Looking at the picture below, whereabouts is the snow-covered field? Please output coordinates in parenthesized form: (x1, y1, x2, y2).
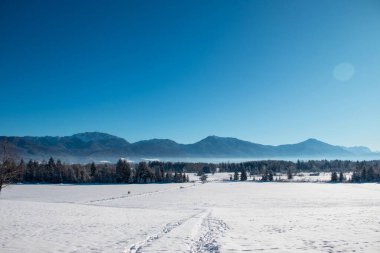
(1, 176, 380, 252)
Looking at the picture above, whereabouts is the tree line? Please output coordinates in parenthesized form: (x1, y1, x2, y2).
(223, 160, 380, 183)
(216, 159, 380, 174)
(1, 152, 380, 191)
(1, 158, 189, 190)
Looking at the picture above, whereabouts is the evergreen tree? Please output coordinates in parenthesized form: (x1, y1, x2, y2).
(55, 160, 63, 183)
(339, 172, 344, 182)
(268, 170, 274, 181)
(331, 171, 338, 182)
(16, 159, 25, 182)
(233, 170, 239, 181)
(154, 167, 162, 183)
(116, 159, 131, 183)
(296, 160, 301, 171)
(287, 167, 293, 180)
(25, 160, 34, 182)
(46, 157, 56, 183)
(240, 168, 247, 181)
(174, 171, 179, 183)
(202, 165, 211, 174)
(367, 167, 375, 182)
(261, 171, 268, 181)
(90, 162, 96, 178)
(135, 162, 152, 183)
(361, 168, 367, 182)
(351, 171, 360, 182)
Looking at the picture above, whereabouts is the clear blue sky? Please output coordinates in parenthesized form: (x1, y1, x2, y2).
(1, 0, 380, 150)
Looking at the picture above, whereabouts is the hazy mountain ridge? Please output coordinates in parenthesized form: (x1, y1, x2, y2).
(0, 132, 377, 162)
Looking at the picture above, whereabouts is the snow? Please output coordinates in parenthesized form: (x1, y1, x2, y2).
(1, 177, 380, 252)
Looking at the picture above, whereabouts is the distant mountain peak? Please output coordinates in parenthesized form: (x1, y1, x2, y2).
(71, 132, 128, 143)
(204, 135, 221, 139)
(135, 138, 179, 145)
(202, 135, 238, 141)
(303, 138, 322, 143)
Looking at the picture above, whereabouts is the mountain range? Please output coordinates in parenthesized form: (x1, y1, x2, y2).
(0, 132, 378, 163)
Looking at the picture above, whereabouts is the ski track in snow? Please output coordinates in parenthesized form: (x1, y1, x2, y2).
(85, 183, 198, 204)
(125, 210, 206, 253)
(124, 208, 229, 253)
(190, 211, 229, 253)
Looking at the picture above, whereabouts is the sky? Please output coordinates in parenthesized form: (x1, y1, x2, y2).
(1, 0, 380, 150)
